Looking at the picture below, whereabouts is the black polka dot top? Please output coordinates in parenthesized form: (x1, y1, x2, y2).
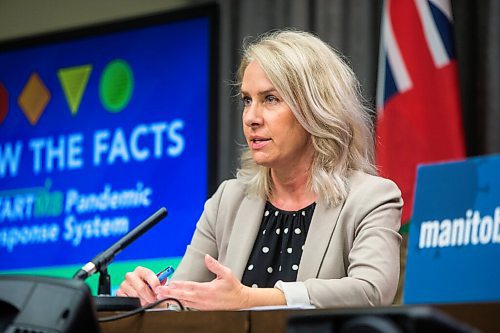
(241, 201, 316, 289)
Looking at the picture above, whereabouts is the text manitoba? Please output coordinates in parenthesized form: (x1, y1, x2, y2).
(419, 207, 500, 249)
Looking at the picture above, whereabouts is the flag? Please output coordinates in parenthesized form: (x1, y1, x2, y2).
(376, 0, 465, 224)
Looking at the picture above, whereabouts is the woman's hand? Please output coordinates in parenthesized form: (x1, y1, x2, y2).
(116, 266, 161, 306)
(155, 254, 251, 310)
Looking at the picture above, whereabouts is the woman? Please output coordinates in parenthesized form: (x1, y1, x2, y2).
(117, 30, 402, 310)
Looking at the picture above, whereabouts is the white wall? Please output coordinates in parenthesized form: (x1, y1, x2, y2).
(0, 0, 192, 41)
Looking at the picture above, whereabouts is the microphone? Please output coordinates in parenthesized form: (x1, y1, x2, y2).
(72, 207, 168, 311)
(73, 207, 168, 281)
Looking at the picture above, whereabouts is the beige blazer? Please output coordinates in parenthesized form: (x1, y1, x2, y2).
(173, 171, 403, 308)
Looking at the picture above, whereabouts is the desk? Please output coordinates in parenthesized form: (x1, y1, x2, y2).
(99, 310, 248, 332)
(99, 303, 499, 333)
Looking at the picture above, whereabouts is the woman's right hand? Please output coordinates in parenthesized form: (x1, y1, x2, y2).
(116, 266, 160, 306)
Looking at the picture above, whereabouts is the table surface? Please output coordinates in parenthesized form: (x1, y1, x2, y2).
(99, 302, 500, 333)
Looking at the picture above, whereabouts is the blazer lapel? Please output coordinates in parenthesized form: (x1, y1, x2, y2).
(224, 195, 266, 280)
(297, 200, 344, 280)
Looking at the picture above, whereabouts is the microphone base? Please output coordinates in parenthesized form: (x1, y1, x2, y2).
(93, 295, 141, 311)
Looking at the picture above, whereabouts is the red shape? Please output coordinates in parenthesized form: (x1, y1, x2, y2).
(0, 82, 8, 125)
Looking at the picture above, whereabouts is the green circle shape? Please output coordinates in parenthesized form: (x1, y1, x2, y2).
(99, 59, 134, 113)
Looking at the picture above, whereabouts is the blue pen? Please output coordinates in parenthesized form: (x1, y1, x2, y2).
(156, 266, 175, 285)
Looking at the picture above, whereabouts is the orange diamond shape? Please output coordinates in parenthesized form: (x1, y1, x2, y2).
(18, 73, 51, 125)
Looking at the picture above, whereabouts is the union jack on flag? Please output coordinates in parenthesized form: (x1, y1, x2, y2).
(376, 0, 465, 224)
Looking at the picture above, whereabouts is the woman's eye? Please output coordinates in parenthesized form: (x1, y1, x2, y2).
(241, 96, 251, 106)
(265, 95, 279, 104)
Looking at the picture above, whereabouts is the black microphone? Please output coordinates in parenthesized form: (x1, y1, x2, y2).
(73, 207, 168, 281)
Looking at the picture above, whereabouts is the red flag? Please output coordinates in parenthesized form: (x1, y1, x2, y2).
(376, 0, 465, 224)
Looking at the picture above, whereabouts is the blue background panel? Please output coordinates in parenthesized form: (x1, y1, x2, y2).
(0, 17, 212, 270)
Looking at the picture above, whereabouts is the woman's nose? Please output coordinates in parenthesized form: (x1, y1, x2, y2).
(243, 102, 263, 128)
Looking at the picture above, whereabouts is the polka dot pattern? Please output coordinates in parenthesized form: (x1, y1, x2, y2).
(241, 201, 316, 288)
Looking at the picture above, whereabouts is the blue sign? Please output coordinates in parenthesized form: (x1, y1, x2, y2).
(0, 15, 214, 269)
(404, 155, 500, 304)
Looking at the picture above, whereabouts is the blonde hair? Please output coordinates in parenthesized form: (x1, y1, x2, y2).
(236, 30, 376, 207)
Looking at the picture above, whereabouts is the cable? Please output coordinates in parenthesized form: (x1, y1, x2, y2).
(98, 297, 185, 323)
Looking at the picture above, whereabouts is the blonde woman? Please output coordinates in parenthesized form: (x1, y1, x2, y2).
(117, 30, 402, 310)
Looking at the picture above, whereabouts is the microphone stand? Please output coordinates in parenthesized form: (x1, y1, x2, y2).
(73, 207, 168, 311)
(98, 267, 111, 296)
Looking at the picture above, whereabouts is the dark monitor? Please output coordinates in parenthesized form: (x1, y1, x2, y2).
(0, 275, 100, 333)
(286, 306, 476, 333)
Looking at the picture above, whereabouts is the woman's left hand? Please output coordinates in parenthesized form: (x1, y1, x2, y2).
(155, 254, 251, 310)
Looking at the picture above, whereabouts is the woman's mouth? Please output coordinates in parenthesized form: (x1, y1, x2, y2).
(250, 138, 271, 149)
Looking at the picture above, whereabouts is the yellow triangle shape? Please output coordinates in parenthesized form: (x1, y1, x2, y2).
(57, 64, 92, 115)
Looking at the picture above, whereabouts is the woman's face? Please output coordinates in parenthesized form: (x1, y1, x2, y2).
(241, 61, 313, 170)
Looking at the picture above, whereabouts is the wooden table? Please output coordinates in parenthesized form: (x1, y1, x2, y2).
(99, 302, 500, 333)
